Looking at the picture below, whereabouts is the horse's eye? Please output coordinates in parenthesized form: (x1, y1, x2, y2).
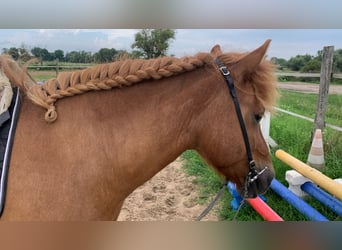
(254, 114, 263, 123)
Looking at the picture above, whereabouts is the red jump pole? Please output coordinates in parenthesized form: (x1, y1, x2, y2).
(247, 197, 284, 221)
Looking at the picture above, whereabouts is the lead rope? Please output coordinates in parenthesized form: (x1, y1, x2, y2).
(195, 182, 246, 221)
(196, 182, 227, 221)
(196, 178, 248, 221)
(232, 199, 246, 221)
(232, 177, 250, 221)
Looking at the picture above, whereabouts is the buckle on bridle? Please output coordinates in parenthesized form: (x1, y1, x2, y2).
(249, 166, 268, 183)
(242, 166, 268, 199)
(219, 66, 230, 76)
(249, 160, 256, 170)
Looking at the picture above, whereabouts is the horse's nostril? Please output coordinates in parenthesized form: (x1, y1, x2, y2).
(256, 167, 274, 194)
(244, 166, 274, 197)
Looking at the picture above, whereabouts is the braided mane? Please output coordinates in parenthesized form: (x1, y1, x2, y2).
(1, 53, 212, 123)
(1, 45, 276, 123)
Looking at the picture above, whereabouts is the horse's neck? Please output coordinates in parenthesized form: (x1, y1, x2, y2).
(146, 66, 218, 151)
(110, 66, 219, 192)
(7, 66, 221, 216)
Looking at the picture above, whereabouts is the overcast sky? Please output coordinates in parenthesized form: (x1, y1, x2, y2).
(1, 29, 341, 60)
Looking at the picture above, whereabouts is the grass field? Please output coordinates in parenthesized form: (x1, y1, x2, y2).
(182, 90, 342, 221)
(28, 70, 57, 82)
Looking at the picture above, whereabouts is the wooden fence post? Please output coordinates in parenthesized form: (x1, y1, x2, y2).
(55, 59, 59, 77)
(313, 46, 334, 136)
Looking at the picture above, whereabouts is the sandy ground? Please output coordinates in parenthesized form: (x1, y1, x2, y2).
(117, 158, 219, 221)
(278, 82, 342, 94)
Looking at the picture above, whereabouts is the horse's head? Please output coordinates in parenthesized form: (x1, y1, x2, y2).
(196, 40, 277, 198)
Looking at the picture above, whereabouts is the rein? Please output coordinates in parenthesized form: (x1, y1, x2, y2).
(196, 59, 268, 221)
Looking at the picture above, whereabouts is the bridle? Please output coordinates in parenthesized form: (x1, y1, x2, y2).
(196, 58, 268, 221)
(215, 58, 268, 195)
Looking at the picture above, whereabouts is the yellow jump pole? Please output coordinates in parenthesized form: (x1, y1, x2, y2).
(275, 149, 342, 201)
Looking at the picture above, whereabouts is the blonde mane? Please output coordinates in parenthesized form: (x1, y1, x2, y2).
(1, 53, 212, 123)
(0, 47, 276, 123)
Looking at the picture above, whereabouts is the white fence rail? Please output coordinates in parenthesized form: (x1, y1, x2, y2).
(275, 72, 342, 79)
(274, 107, 342, 133)
(260, 107, 342, 149)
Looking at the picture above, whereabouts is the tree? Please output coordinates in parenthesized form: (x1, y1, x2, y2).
(287, 54, 313, 71)
(2, 46, 31, 62)
(94, 48, 117, 63)
(131, 29, 175, 59)
(7, 47, 20, 60)
(79, 51, 93, 63)
(54, 49, 64, 62)
(65, 51, 80, 63)
(333, 49, 342, 72)
(130, 50, 144, 59)
(31, 47, 52, 61)
(115, 49, 131, 60)
(300, 59, 321, 73)
(270, 57, 288, 70)
(65, 51, 93, 63)
(18, 47, 32, 62)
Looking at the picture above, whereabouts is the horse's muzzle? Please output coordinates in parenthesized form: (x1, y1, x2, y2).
(237, 165, 274, 198)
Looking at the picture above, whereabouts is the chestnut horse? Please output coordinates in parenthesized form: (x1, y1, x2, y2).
(0, 40, 277, 220)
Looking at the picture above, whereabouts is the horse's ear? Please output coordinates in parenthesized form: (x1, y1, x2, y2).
(210, 44, 223, 57)
(233, 39, 271, 75)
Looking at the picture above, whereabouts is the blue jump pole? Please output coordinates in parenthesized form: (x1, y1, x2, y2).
(301, 181, 342, 216)
(270, 179, 328, 221)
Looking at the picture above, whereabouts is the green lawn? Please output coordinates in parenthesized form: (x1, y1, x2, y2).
(277, 90, 342, 127)
(182, 90, 342, 221)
